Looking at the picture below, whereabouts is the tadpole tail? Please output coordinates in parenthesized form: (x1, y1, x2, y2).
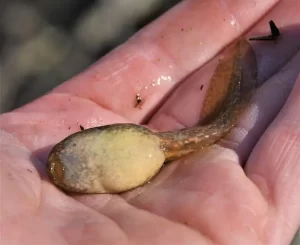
(158, 39, 257, 161)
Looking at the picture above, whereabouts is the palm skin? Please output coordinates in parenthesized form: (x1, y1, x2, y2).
(1, 0, 300, 244)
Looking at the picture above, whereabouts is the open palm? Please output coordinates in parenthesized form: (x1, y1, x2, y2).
(1, 1, 300, 244)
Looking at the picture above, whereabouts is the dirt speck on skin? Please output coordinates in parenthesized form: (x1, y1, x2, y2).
(8, 173, 13, 180)
(134, 93, 143, 109)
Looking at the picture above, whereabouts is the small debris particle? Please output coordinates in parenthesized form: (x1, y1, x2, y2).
(200, 85, 204, 91)
(80, 125, 85, 131)
(249, 20, 280, 41)
(8, 173, 13, 180)
(134, 93, 144, 109)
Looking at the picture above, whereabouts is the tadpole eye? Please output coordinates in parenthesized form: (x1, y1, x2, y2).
(47, 154, 65, 184)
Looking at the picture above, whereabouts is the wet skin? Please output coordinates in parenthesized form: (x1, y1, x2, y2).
(47, 39, 257, 194)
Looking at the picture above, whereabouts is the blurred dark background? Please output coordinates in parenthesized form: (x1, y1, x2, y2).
(0, 0, 180, 112)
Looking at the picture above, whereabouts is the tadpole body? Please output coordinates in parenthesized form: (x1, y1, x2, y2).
(47, 39, 257, 194)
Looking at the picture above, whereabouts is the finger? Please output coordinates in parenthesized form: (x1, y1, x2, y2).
(246, 73, 300, 244)
(122, 67, 299, 245)
(0, 0, 279, 156)
(230, 47, 300, 160)
(125, 52, 299, 244)
(244, 0, 300, 83)
(12, 0, 278, 123)
(50, 0, 278, 122)
(220, 0, 300, 160)
(148, 0, 300, 157)
(123, 1, 300, 243)
(122, 51, 299, 245)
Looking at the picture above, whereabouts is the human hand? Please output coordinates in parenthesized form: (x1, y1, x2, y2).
(1, 0, 299, 244)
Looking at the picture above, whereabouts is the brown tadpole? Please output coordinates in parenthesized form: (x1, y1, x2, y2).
(47, 39, 258, 194)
